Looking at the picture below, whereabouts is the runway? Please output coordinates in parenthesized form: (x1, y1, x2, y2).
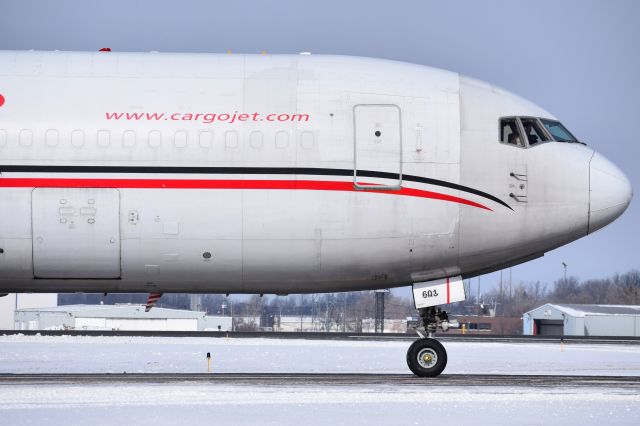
(2, 336, 639, 425)
(2, 373, 640, 388)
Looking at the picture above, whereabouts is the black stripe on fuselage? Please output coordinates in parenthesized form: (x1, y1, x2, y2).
(0, 165, 513, 210)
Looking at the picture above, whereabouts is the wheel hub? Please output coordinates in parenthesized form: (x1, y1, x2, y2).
(417, 348, 438, 369)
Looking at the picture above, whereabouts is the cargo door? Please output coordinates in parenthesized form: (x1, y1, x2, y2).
(353, 104, 402, 189)
(32, 188, 121, 278)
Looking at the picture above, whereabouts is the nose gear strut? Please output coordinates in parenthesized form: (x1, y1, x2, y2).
(407, 306, 458, 377)
(416, 306, 457, 337)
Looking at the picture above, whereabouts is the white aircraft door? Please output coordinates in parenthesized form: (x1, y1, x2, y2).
(353, 104, 402, 189)
(32, 188, 121, 278)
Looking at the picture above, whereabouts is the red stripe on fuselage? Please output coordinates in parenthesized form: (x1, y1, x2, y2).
(0, 178, 492, 210)
(446, 277, 451, 304)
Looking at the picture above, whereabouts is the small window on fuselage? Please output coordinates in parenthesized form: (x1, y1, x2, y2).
(500, 118, 524, 147)
(520, 118, 550, 146)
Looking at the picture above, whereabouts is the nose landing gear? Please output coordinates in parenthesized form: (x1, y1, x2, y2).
(407, 306, 454, 377)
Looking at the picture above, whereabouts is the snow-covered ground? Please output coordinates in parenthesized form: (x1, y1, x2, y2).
(1, 383, 638, 426)
(1, 334, 640, 375)
(1, 335, 639, 425)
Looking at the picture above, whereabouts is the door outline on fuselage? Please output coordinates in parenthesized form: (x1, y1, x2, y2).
(353, 104, 403, 190)
(31, 187, 122, 279)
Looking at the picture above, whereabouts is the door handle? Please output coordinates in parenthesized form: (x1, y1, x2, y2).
(509, 193, 528, 203)
(509, 172, 528, 181)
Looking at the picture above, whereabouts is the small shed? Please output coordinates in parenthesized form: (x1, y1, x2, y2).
(523, 304, 640, 337)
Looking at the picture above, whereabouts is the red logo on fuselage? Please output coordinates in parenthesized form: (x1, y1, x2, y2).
(0, 94, 5, 108)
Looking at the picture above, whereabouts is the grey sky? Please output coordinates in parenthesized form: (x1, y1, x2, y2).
(1, 0, 637, 291)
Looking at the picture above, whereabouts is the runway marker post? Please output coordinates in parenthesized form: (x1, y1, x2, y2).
(207, 352, 211, 372)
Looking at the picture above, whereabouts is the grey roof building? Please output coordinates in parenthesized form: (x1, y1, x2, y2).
(14, 304, 232, 331)
(523, 303, 640, 336)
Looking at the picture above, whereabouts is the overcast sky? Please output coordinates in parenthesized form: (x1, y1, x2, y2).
(0, 0, 637, 294)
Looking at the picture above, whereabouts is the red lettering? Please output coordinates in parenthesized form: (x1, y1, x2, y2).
(104, 111, 310, 124)
(145, 112, 165, 120)
(105, 112, 124, 120)
(125, 112, 145, 120)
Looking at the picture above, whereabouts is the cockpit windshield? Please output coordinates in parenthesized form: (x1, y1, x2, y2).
(540, 119, 578, 143)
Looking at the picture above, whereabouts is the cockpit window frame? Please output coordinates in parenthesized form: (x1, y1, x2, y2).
(499, 116, 525, 148)
(519, 117, 552, 146)
(498, 116, 557, 149)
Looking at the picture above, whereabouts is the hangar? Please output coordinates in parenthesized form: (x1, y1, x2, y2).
(14, 304, 232, 332)
(0, 294, 58, 329)
(523, 304, 640, 337)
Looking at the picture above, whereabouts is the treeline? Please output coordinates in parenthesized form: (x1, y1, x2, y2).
(451, 270, 640, 317)
(59, 270, 640, 324)
(230, 292, 414, 331)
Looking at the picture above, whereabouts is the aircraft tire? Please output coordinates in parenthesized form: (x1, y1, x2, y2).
(406, 338, 447, 377)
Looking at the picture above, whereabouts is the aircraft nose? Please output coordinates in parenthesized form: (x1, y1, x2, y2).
(589, 152, 633, 234)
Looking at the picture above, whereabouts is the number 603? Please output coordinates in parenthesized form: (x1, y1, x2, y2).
(422, 289, 438, 298)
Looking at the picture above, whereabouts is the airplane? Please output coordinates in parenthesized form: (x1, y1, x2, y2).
(0, 50, 632, 377)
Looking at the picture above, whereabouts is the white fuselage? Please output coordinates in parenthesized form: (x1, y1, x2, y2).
(0, 51, 632, 293)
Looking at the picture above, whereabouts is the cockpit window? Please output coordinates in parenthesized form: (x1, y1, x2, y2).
(499, 116, 581, 148)
(520, 118, 550, 145)
(500, 118, 524, 147)
(540, 119, 578, 142)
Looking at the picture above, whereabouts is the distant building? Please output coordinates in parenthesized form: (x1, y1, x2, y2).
(14, 304, 232, 332)
(277, 316, 316, 332)
(523, 304, 640, 337)
(451, 315, 523, 335)
(234, 315, 410, 333)
(360, 318, 408, 333)
(0, 294, 58, 329)
(236, 315, 345, 332)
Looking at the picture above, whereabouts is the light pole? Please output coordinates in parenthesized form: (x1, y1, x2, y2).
(509, 268, 512, 299)
(562, 262, 568, 282)
(342, 292, 347, 332)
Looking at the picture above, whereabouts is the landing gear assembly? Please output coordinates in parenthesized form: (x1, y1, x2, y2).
(407, 306, 456, 377)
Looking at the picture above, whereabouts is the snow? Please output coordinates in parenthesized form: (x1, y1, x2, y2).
(1, 335, 639, 425)
(1, 334, 639, 375)
(0, 384, 638, 425)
